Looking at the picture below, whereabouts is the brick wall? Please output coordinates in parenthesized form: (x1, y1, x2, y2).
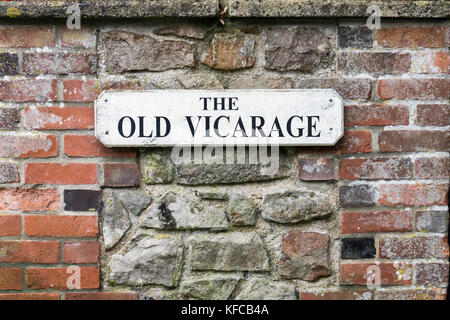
(0, 19, 448, 300)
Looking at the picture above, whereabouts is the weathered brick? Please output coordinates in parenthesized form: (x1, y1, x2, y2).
(375, 289, 446, 300)
(64, 190, 101, 212)
(344, 104, 409, 126)
(25, 215, 98, 237)
(26, 267, 99, 290)
(379, 130, 448, 152)
(338, 26, 373, 48)
(415, 263, 449, 285)
(339, 185, 375, 207)
(339, 158, 412, 180)
(0, 133, 57, 158)
(0, 215, 21, 236)
(340, 263, 412, 286)
(338, 52, 410, 75)
(65, 292, 137, 300)
(295, 78, 372, 100)
(0, 26, 55, 47)
(380, 235, 449, 259)
(378, 183, 448, 207)
(0, 293, 60, 300)
(0, 188, 60, 212)
(0, 108, 19, 129)
(341, 238, 375, 259)
(0, 241, 59, 263)
(415, 157, 449, 179)
(376, 26, 447, 48)
(411, 52, 449, 73)
(60, 26, 96, 48)
(103, 163, 139, 187)
(63, 79, 97, 102)
(63, 242, 99, 264)
(415, 210, 449, 233)
(299, 130, 372, 155)
(22, 52, 97, 75)
(23, 106, 94, 130)
(415, 104, 449, 126)
(0, 79, 56, 102)
(0, 162, 19, 183)
(25, 163, 98, 185)
(378, 78, 449, 100)
(0, 52, 18, 75)
(0, 268, 22, 290)
(64, 135, 136, 158)
(298, 158, 335, 181)
(340, 210, 412, 234)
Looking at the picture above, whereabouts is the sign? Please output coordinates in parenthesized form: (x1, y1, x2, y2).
(95, 89, 343, 147)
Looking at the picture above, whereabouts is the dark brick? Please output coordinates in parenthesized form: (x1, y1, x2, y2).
(103, 163, 139, 187)
(64, 190, 101, 212)
(415, 104, 449, 127)
(339, 185, 375, 208)
(341, 238, 376, 259)
(0, 108, 19, 130)
(338, 26, 373, 48)
(0, 53, 18, 75)
(0, 162, 20, 183)
(415, 210, 449, 233)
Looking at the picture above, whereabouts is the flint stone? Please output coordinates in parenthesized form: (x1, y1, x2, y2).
(102, 190, 131, 250)
(154, 25, 206, 39)
(180, 276, 240, 300)
(114, 189, 152, 216)
(226, 194, 258, 226)
(141, 149, 175, 184)
(235, 278, 296, 300)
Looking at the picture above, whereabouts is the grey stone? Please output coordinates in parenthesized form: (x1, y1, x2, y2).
(196, 191, 228, 200)
(338, 26, 373, 48)
(180, 276, 240, 300)
(102, 190, 131, 250)
(416, 211, 449, 233)
(142, 288, 181, 300)
(141, 149, 175, 184)
(235, 278, 296, 300)
(178, 72, 224, 89)
(114, 189, 152, 216)
(228, 75, 293, 89)
(0, 53, 18, 75)
(265, 28, 333, 72)
(141, 192, 228, 230)
(102, 30, 196, 74)
(190, 232, 270, 271)
(154, 25, 206, 39)
(339, 185, 375, 208)
(107, 236, 183, 287)
(226, 194, 258, 226)
(261, 190, 336, 223)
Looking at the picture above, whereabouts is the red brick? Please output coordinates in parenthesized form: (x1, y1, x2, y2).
(339, 158, 412, 180)
(338, 52, 410, 74)
(0, 26, 55, 47)
(415, 158, 449, 179)
(379, 235, 449, 259)
(375, 289, 446, 300)
(0, 268, 22, 290)
(378, 78, 449, 100)
(295, 78, 372, 100)
(103, 163, 139, 187)
(64, 135, 136, 158)
(0, 241, 60, 263)
(26, 267, 99, 290)
(63, 241, 99, 264)
(344, 104, 409, 126)
(65, 292, 138, 300)
(340, 263, 412, 286)
(378, 183, 448, 207)
(25, 163, 98, 185)
(0, 293, 60, 300)
(0, 133, 57, 158)
(415, 263, 449, 285)
(300, 289, 372, 300)
(63, 79, 97, 102)
(0, 215, 21, 236)
(411, 52, 449, 73)
(379, 130, 448, 152)
(340, 210, 412, 234)
(415, 104, 449, 126)
(0, 107, 19, 129)
(0, 79, 57, 102)
(60, 26, 96, 48)
(22, 52, 96, 75)
(24, 106, 94, 130)
(376, 26, 447, 48)
(0, 188, 60, 212)
(298, 158, 335, 181)
(299, 130, 372, 155)
(25, 215, 98, 237)
(0, 162, 19, 183)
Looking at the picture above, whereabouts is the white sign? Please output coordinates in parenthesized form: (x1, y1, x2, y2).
(95, 89, 343, 147)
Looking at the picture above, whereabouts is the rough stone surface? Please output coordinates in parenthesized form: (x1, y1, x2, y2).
(141, 149, 175, 184)
(265, 28, 333, 72)
(154, 25, 206, 39)
(228, 76, 293, 89)
(196, 192, 228, 200)
(114, 189, 152, 216)
(226, 194, 258, 226)
(338, 26, 373, 48)
(235, 278, 296, 300)
(0, 52, 18, 75)
(107, 236, 183, 287)
(178, 72, 224, 89)
(279, 231, 330, 281)
(102, 190, 131, 250)
(202, 34, 255, 70)
(180, 276, 240, 300)
(190, 232, 270, 271)
(103, 31, 196, 73)
(261, 190, 336, 223)
(141, 192, 228, 230)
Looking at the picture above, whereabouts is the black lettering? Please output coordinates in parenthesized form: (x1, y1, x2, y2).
(287, 115, 304, 137)
(268, 117, 284, 137)
(156, 116, 171, 137)
(199, 97, 211, 110)
(307, 116, 321, 137)
(214, 116, 230, 137)
(185, 116, 202, 137)
(118, 116, 136, 138)
(251, 116, 266, 137)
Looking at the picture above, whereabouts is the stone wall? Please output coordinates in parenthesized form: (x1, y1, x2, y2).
(0, 2, 448, 300)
